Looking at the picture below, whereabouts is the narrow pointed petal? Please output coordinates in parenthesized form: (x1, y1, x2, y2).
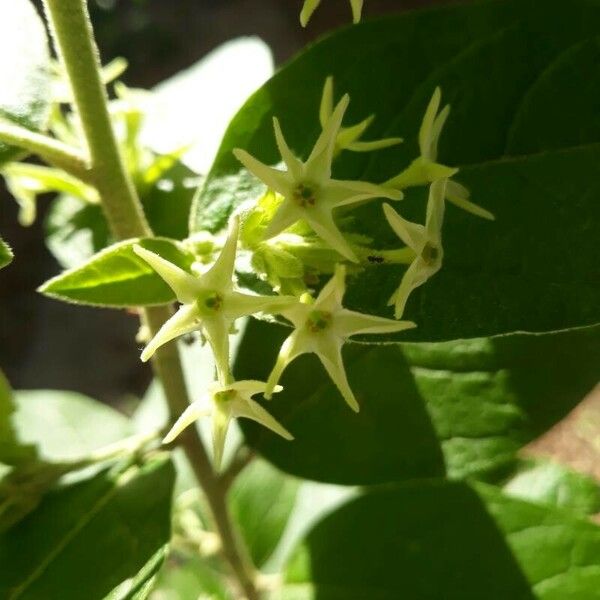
(306, 95, 349, 181)
(388, 260, 430, 319)
(234, 398, 294, 440)
(335, 309, 416, 336)
(446, 181, 495, 220)
(429, 104, 450, 161)
(386, 158, 457, 189)
(382, 203, 427, 252)
(315, 263, 346, 309)
(418, 87, 441, 158)
(322, 178, 402, 208)
(315, 336, 359, 412)
(225, 291, 296, 319)
(211, 406, 231, 470)
(134, 245, 200, 304)
(264, 203, 302, 239)
(233, 148, 292, 196)
(350, 0, 364, 22)
(273, 118, 304, 179)
(202, 316, 232, 385)
(163, 399, 212, 444)
(425, 179, 447, 241)
(305, 209, 358, 263)
(141, 304, 200, 362)
(319, 76, 334, 127)
(346, 137, 403, 152)
(265, 331, 305, 399)
(230, 380, 282, 396)
(202, 216, 239, 290)
(336, 115, 374, 149)
(300, 0, 321, 27)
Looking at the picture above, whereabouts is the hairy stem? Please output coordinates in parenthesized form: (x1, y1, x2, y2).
(41, 1, 259, 597)
(0, 119, 90, 181)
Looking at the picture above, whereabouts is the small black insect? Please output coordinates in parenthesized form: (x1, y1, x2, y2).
(367, 255, 384, 264)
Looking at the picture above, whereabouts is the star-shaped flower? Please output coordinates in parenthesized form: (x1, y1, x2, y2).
(383, 178, 446, 319)
(265, 265, 415, 411)
(163, 380, 293, 470)
(233, 96, 401, 263)
(133, 217, 295, 382)
(319, 76, 402, 156)
(300, 0, 363, 27)
(387, 87, 494, 220)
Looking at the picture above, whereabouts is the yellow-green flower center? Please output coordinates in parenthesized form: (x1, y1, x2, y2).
(197, 291, 223, 314)
(214, 389, 236, 403)
(293, 183, 317, 207)
(421, 242, 440, 266)
(306, 310, 333, 333)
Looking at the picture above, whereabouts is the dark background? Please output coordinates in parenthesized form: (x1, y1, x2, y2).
(0, 0, 448, 404)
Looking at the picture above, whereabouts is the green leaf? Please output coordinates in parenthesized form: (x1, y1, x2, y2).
(0, 237, 13, 269)
(143, 37, 273, 174)
(284, 480, 600, 599)
(104, 546, 168, 600)
(194, 0, 600, 339)
(0, 457, 175, 600)
(12, 390, 133, 463)
(234, 318, 600, 485)
(0, 372, 36, 466)
(229, 459, 300, 567)
(39, 237, 195, 307)
(503, 460, 600, 518)
(0, 0, 51, 165)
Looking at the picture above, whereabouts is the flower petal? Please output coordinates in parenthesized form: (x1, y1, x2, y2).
(265, 330, 306, 398)
(335, 308, 416, 336)
(162, 398, 212, 444)
(201, 216, 239, 291)
(418, 87, 441, 159)
(225, 291, 296, 319)
(346, 136, 403, 153)
(315, 263, 346, 309)
(446, 180, 495, 220)
(233, 397, 294, 440)
(425, 179, 447, 242)
(273, 117, 304, 180)
(336, 115, 374, 149)
(211, 404, 231, 471)
(141, 304, 200, 362)
(264, 202, 302, 239)
(133, 245, 200, 304)
(202, 315, 232, 385)
(429, 104, 450, 161)
(388, 259, 432, 319)
(319, 76, 334, 127)
(304, 208, 358, 263)
(230, 379, 282, 397)
(315, 335, 359, 412)
(350, 0, 364, 22)
(382, 203, 427, 252)
(300, 0, 321, 27)
(322, 178, 402, 207)
(306, 95, 349, 182)
(233, 148, 292, 197)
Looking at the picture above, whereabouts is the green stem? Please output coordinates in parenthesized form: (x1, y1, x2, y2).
(41, 1, 259, 598)
(0, 119, 90, 181)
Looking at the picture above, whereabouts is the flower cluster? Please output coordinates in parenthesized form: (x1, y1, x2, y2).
(136, 78, 492, 468)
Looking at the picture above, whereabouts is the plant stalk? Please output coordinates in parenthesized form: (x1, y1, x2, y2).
(41, 1, 259, 597)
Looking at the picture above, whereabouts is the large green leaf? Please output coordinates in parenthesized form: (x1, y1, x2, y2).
(193, 0, 600, 340)
(39, 237, 195, 307)
(229, 459, 300, 568)
(11, 390, 133, 463)
(0, 0, 51, 165)
(283, 480, 600, 599)
(234, 318, 600, 485)
(0, 373, 36, 467)
(0, 457, 175, 600)
(0, 236, 13, 269)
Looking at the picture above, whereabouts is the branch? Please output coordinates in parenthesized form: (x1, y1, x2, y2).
(0, 119, 90, 181)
